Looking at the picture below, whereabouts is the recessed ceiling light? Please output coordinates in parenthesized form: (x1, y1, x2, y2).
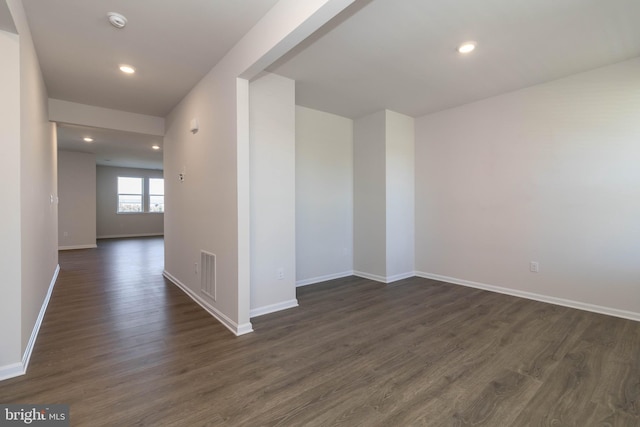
(457, 41, 477, 54)
(152, 145, 160, 150)
(83, 137, 94, 143)
(119, 65, 136, 74)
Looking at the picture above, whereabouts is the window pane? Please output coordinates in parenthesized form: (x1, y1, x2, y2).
(149, 178, 164, 195)
(149, 195, 164, 213)
(118, 195, 143, 213)
(118, 177, 143, 195)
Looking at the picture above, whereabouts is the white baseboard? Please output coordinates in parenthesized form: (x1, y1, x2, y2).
(250, 299, 298, 318)
(353, 271, 387, 283)
(386, 271, 416, 283)
(353, 270, 415, 284)
(296, 271, 354, 287)
(0, 264, 60, 382)
(162, 270, 253, 336)
(415, 271, 640, 323)
(23, 265, 60, 371)
(97, 233, 164, 239)
(0, 363, 25, 382)
(58, 244, 97, 251)
(236, 323, 254, 335)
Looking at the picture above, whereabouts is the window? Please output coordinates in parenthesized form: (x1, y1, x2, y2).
(149, 178, 164, 213)
(117, 177, 143, 213)
(117, 176, 164, 214)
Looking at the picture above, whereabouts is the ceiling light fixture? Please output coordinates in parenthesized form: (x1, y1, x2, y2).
(107, 12, 127, 29)
(119, 65, 136, 74)
(83, 137, 94, 143)
(152, 145, 160, 150)
(457, 41, 477, 54)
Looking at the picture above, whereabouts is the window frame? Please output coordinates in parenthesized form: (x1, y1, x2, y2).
(117, 176, 144, 214)
(116, 176, 165, 214)
(148, 177, 165, 214)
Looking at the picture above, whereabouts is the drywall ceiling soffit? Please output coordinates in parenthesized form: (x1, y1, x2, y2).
(21, 0, 280, 117)
(268, 0, 640, 119)
(57, 123, 163, 170)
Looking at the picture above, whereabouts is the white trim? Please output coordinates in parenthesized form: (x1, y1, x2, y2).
(296, 271, 354, 287)
(353, 270, 415, 284)
(23, 265, 60, 371)
(163, 270, 254, 336)
(1, 265, 60, 382)
(353, 271, 388, 283)
(97, 233, 164, 239)
(415, 271, 640, 323)
(58, 244, 97, 251)
(0, 363, 24, 382)
(236, 322, 254, 335)
(250, 299, 299, 318)
(386, 271, 415, 283)
(236, 77, 252, 330)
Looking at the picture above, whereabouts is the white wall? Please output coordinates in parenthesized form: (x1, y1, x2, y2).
(353, 110, 415, 282)
(96, 166, 164, 238)
(415, 57, 640, 319)
(163, 0, 355, 335)
(385, 111, 415, 280)
(296, 106, 353, 286)
(14, 0, 59, 361)
(0, 26, 22, 373)
(58, 151, 96, 249)
(0, 0, 58, 380)
(249, 73, 297, 316)
(353, 110, 387, 279)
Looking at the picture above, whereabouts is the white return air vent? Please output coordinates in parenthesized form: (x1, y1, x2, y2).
(201, 251, 216, 301)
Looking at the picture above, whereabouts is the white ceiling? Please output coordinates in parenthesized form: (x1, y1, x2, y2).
(57, 124, 163, 170)
(269, 0, 640, 118)
(22, 0, 280, 117)
(21, 0, 278, 169)
(19, 0, 640, 168)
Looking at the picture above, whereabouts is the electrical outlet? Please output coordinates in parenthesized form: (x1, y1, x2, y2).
(194, 262, 198, 274)
(276, 268, 284, 280)
(530, 261, 539, 273)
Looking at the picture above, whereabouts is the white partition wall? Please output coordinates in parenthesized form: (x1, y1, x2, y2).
(58, 151, 97, 249)
(249, 73, 297, 317)
(354, 110, 415, 283)
(354, 111, 387, 280)
(295, 106, 354, 286)
(1, 0, 59, 380)
(385, 111, 415, 281)
(0, 26, 22, 376)
(162, 0, 356, 334)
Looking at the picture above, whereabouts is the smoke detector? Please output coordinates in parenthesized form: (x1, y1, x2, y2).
(107, 12, 127, 29)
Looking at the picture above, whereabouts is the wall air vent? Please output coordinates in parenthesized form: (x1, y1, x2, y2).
(201, 251, 216, 301)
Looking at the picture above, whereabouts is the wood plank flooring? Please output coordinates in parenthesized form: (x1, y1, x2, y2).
(1, 237, 639, 426)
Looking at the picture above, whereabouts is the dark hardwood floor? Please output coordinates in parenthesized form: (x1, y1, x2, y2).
(1, 237, 638, 426)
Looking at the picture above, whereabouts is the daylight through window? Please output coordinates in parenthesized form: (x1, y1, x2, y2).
(149, 178, 165, 213)
(117, 176, 164, 214)
(117, 177, 143, 213)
